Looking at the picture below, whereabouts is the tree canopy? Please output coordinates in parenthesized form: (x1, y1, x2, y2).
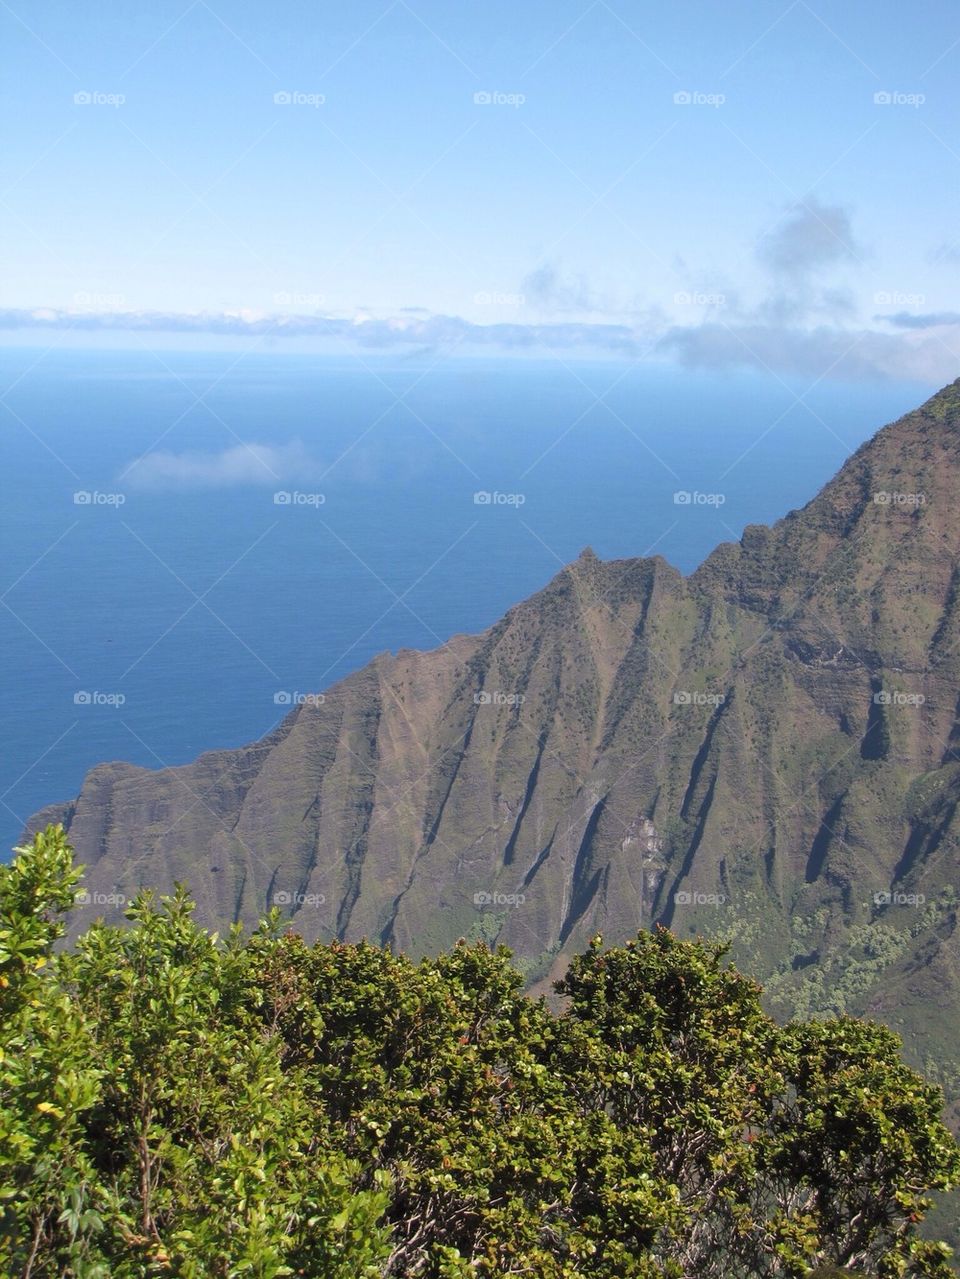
(2, 826, 958, 1277)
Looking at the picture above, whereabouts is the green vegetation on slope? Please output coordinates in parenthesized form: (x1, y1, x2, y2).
(3, 827, 959, 1278)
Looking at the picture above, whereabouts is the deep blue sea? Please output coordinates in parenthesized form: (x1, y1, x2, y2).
(0, 348, 936, 855)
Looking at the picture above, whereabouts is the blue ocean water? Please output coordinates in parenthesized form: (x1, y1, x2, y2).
(0, 348, 936, 855)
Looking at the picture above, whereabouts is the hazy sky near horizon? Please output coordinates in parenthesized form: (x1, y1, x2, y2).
(2, 0, 959, 377)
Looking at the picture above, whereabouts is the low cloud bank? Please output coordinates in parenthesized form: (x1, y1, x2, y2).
(2, 302, 957, 383)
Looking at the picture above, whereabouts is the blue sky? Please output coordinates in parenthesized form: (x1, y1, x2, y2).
(2, 0, 958, 377)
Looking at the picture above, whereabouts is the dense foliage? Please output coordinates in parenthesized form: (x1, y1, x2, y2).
(2, 827, 959, 1277)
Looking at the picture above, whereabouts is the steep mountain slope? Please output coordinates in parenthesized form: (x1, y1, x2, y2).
(28, 378, 960, 1107)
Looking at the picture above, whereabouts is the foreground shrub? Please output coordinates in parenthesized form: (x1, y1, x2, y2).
(2, 827, 958, 1277)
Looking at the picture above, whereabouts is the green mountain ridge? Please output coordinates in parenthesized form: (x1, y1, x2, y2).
(27, 378, 960, 1115)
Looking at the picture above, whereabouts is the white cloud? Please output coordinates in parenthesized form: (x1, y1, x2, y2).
(124, 441, 322, 490)
(2, 282, 958, 385)
(663, 321, 959, 382)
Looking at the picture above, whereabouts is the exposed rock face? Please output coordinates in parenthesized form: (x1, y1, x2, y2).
(28, 379, 960, 1107)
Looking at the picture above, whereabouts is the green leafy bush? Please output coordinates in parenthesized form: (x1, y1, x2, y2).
(2, 827, 958, 1277)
